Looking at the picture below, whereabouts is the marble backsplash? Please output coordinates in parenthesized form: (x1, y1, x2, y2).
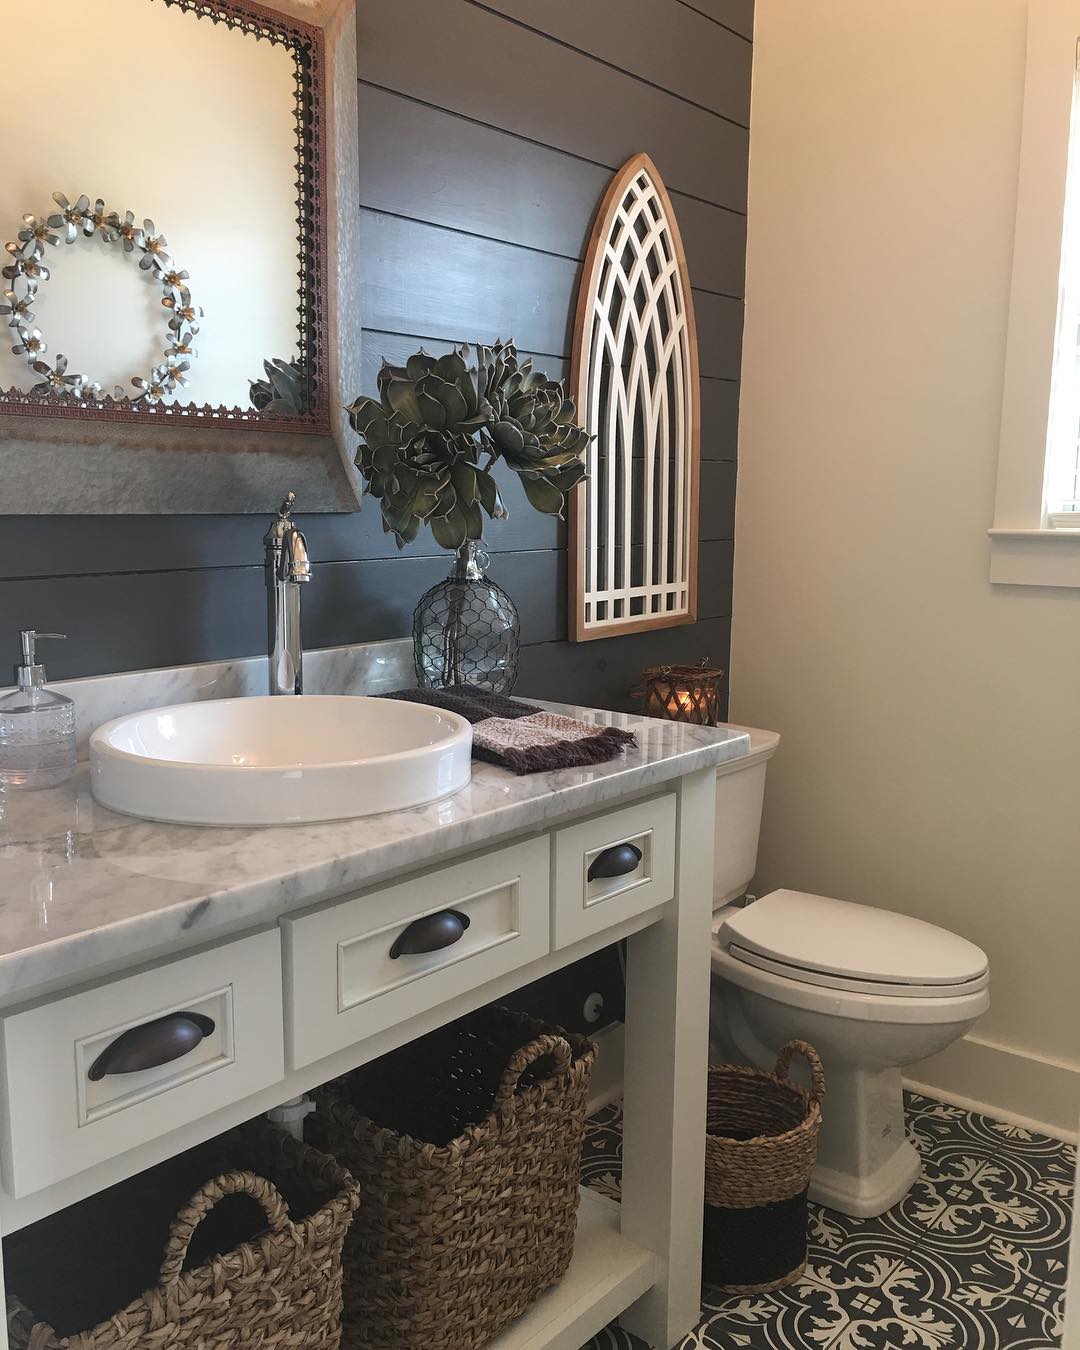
(0, 638, 415, 759)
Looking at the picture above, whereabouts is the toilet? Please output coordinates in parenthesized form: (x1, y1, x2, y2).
(710, 728, 990, 1219)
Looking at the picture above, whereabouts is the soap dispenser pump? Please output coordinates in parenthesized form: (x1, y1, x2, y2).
(0, 631, 76, 789)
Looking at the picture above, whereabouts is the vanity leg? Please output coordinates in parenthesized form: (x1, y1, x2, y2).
(619, 766, 715, 1349)
(0, 1218, 9, 1350)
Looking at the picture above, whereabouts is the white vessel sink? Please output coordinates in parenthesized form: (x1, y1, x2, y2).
(89, 695, 473, 826)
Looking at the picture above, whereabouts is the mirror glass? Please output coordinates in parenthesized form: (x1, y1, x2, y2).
(0, 0, 326, 427)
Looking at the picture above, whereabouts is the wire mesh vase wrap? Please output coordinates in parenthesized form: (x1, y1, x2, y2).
(413, 541, 520, 694)
(703, 1040, 825, 1293)
(309, 1005, 597, 1350)
(5, 1119, 360, 1350)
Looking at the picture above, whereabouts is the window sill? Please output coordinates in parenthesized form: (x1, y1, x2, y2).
(988, 528, 1080, 586)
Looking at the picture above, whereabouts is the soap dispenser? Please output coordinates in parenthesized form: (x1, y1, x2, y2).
(0, 631, 76, 788)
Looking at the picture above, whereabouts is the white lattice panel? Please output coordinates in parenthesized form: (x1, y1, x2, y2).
(570, 154, 700, 642)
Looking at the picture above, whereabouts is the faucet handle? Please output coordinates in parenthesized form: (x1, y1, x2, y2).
(277, 491, 296, 520)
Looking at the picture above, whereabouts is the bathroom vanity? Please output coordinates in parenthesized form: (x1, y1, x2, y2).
(0, 651, 749, 1350)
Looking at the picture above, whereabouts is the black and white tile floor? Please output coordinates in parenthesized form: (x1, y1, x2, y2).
(580, 1092, 1075, 1350)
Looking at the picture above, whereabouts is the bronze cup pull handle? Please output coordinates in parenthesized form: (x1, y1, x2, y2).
(87, 1011, 216, 1082)
(389, 909, 471, 960)
(587, 842, 643, 882)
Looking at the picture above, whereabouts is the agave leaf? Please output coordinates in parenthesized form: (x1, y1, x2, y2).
(383, 489, 418, 538)
(396, 514, 422, 546)
(521, 474, 565, 515)
(413, 477, 443, 520)
(434, 350, 468, 383)
(373, 442, 402, 474)
(551, 463, 587, 492)
(474, 467, 507, 520)
(429, 479, 458, 519)
(376, 362, 407, 408)
(533, 449, 584, 470)
(415, 388, 447, 431)
(406, 351, 437, 380)
(431, 502, 467, 550)
(433, 380, 469, 428)
(492, 420, 525, 455)
(346, 395, 383, 434)
(463, 499, 484, 540)
(451, 461, 478, 505)
(385, 378, 424, 424)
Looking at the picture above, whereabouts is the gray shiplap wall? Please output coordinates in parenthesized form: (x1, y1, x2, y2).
(0, 0, 751, 714)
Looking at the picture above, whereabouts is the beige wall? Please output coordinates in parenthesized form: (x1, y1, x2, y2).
(732, 0, 1080, 1135)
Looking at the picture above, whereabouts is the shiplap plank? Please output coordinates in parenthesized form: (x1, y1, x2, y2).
(357, 86, 746, 297)
(355, 0, 748, 210)
(0, 550, 564, 680)
(475, 0, 752, 125)
(700, 378, 740, 460)
(0, 473, 559, 579)
(360, 210, 575, 357)
(517, 617, 732, 712)
(312, 549, 564, 648)
(361, 215, 743, 379)
(700, 461, 738, 540)
(679, 0, 754, 40)
(0, 569, 267, 681)
(693, 292, 744, 380)
(698, 540, 735, 619)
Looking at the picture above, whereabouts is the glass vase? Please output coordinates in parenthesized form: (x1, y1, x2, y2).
(413, 542, 520, 694)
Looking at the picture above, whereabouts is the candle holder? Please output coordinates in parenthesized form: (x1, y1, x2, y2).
(633, 661, 724, 725)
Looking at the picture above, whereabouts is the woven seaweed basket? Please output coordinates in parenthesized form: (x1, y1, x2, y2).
(5, 1119, 360, 1350)
(310, 1005, 597, 1350)
(703, 1040, 825, 1293)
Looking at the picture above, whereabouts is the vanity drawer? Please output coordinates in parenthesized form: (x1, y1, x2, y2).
(553, 793, 677, 947)
(0, 930, 284, 1198)
(283, 836, 550, 1068)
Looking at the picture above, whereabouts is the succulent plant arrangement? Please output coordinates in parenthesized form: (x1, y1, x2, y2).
(346, 340, 589, 551)
(250, 357, 310, 415)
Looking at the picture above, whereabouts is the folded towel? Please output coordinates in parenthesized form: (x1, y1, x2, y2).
(380, 687, 637, 775)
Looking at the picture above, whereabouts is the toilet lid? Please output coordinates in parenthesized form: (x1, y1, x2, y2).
(720, 890, 989, 990)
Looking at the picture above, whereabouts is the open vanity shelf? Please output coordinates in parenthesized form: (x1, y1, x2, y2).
(0, 709, 748, 1350)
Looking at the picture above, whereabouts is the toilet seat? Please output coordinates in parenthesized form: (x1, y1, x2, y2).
(725, 943, 990, 998)
(711, 932, 990, 1027)
(717, 889, 989, 996)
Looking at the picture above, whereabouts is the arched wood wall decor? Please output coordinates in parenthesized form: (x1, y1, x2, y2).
(569, 152, 701, 642)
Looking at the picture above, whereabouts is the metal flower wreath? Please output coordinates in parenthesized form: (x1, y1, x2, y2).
(1, 192, 202, 406)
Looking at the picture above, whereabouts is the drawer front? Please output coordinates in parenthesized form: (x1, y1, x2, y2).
(1, 930, 284, 1198)
(284, 836, 550, 1068)
(553, 794, 677, 947)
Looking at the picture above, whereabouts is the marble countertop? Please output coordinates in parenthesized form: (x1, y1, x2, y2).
(0, 702, 750, 1004)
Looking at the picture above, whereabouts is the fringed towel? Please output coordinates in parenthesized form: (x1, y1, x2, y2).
(380, 687, 636, 775)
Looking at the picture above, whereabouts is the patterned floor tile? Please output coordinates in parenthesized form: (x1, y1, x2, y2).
(579, 1093, 1074, 1350)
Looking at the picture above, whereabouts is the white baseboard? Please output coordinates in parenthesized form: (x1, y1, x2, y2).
(594, 1022, 1079, 1143)
(586, 1021, 626, 1115)
(906, 1033, 1079, 1143)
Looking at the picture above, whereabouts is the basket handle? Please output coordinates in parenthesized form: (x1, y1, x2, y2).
(495, 1033, 574, 1108)
(158, 1169, 296, 1289)
(774, 1039, 826, 1105)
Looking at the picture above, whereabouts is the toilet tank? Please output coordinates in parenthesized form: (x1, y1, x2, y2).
(713, 726, 780, 907)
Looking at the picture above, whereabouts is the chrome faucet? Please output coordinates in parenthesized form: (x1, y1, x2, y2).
(264, 492, 311, 695)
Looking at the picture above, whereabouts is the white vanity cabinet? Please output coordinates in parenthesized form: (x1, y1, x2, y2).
(0, 708, 747, 1350)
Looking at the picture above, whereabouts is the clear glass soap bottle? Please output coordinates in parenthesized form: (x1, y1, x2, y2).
(0, 631, 76, 789)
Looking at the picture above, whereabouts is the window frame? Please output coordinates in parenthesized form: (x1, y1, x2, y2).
(991, 0, 1080, 585)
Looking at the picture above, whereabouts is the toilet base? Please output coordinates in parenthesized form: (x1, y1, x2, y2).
(809, 1137, 922, 1218)
(810, 1064, 923, 1218)
(717, 992, 928, 1219)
